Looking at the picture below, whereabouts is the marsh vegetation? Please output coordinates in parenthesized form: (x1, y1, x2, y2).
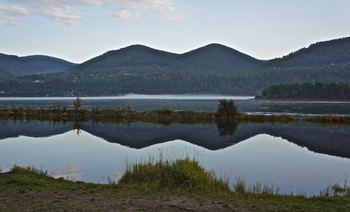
(0, 99, 348, 126)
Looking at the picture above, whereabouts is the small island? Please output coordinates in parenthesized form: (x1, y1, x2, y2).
(257, 82, 350, 100)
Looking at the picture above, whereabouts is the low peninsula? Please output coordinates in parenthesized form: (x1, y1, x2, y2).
(256, 82, 350, 101)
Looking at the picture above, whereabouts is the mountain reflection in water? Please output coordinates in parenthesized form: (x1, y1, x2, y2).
(1, 120, 349, 159)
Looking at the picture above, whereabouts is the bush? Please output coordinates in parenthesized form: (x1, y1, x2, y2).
(119, 158, 230, 194)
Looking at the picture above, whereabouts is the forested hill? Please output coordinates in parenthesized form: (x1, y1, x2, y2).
(68, 44, 264, 75)
(68, 45, 178, 75)
(178, 44, 264, 74)
(262, 37, 350, 69)
(259, 82, 350, 100)
(0, 54, 77, 76)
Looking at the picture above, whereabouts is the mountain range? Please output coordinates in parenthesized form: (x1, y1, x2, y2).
(0, 36, 349, 96)
(68, 44, 264, 76)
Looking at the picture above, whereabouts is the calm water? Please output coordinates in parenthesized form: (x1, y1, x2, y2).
(0, 95, 350, 195)
(0, 94, 350, 115)
(0, 120, 349, 196)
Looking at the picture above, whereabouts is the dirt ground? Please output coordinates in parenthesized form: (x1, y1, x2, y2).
(0, 188, 248, 211)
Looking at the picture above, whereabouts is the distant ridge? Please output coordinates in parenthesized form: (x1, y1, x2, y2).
(68, 43, 264, 75)
(263, 37, 350, 69)
(0, 54, 77, 76)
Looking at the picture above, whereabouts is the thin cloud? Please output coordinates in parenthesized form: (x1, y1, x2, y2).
(0, 5, 32, 26)
(114, 9, 140, 20)
(39, 7, 82, 27)
(0, 0, 186, 27)
(111, 0, 185, 20)
(0, 5, 32, 15)
(0, 16, 24, 26)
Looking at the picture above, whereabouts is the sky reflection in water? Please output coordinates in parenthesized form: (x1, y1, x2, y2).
(0, 130, 349, 195)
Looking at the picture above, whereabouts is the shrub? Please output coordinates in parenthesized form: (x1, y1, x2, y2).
(119, 158, 230, 194)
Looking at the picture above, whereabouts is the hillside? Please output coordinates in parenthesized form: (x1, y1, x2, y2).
(0, 69, 13, 78)
(0, 54, 77, 76)
(68, 43, 264, 75)
(69, 45, 178, 75)
(262, 37, 350, 69)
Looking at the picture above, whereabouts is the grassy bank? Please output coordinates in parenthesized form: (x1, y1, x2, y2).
(1, 160, 349, 211)
(0, 106, 349, 126)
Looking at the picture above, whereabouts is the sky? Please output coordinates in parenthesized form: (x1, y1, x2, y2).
(1, 0, 350, 63)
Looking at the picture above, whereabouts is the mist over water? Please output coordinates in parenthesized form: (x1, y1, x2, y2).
(0, 94, 253, 100)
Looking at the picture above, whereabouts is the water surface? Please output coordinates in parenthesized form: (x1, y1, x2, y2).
(1, 120, 349, 195)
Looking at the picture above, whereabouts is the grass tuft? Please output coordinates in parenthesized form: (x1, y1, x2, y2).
(233, 177, 247, 194)
(118, 158, 231, 195)
(331, 180, 350, 197)
(10, 165, 49, 177)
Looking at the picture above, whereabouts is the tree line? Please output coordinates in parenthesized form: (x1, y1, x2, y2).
(259, 82, 350, 99)
(1, 66, 350, 96)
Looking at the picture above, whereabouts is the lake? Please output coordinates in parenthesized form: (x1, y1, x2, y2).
(0, 95, 350, 196)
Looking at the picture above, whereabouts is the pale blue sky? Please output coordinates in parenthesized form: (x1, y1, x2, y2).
(1, 0, 350, 63)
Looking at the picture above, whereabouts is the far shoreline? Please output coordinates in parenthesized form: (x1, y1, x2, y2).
(254, 96, 350, 102)
(0, 94, 254, 100)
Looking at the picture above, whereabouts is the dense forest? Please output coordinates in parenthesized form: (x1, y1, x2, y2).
(259, 82, 350, 99)
(1, 66, 350, 96)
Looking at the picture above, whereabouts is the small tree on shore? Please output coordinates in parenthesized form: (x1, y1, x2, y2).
(216, 99, 238, 120)
(216, 100, 238, 136)
(73, 97, 83, 111)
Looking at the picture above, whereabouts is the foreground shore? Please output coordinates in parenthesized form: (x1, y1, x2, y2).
(1, 161, 349, 211)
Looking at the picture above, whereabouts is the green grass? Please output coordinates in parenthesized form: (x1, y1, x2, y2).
(0, 165, 106, 193)
(119, 157, 230, 196)
(1, 162, 350, 211)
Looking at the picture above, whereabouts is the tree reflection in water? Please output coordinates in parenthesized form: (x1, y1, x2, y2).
(74, 122, 82, 135)
(216, 120, 238, 136)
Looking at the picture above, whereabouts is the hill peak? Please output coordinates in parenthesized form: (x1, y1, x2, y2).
(105, 44, 177, 56)
(184, 43, 237, 54)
